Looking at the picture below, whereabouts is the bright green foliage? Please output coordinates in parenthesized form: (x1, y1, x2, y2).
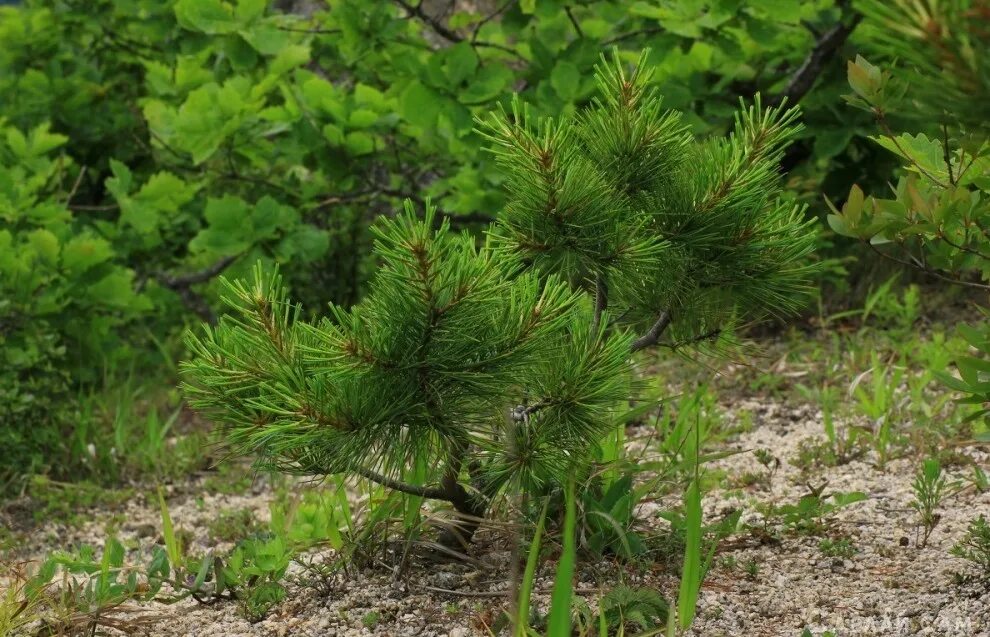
(0, 0, 860, 481)
(910, 457, 952, 547)
(182, 56, 818, 519)
(0, 122, 150, 476)
(939, 324, 990, 425)
(580, 474, 646, 559)
(855, 0, 990, 132)
(596, 585, 669, 633)
(482, 53, 819, 344)
(829, 58, 990, 282)
(828, 53, 990, 426)
(952, 515, 990, 579)
(0, 0, 863, 313)
(184, 203, 632, 494)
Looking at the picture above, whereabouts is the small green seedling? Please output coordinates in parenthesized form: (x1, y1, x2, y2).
(910, 457, 954, 547)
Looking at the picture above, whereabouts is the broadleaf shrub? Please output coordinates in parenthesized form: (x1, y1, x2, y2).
(0, 122, 150, 475)
(0, 0, 868, 482)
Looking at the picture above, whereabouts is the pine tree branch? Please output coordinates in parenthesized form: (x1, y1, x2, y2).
(354, 466, 449, 500)
(658, 328, 722, 350)
(769, 10, 862, 107)
(630, 311, 672, 352)
(511, 400, 552, 422)
(591, 274, 608, 334)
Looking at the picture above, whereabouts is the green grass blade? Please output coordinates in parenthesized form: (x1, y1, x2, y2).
(547, 476, 577, 636)
(515, 497, 550, 636)
(676, 477, 702, 629)
(158, 486, 182, 567)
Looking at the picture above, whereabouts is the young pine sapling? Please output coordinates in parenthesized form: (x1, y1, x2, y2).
(182, 53, 818, 545)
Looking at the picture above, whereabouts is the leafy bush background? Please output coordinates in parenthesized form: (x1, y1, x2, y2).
(0, 0, 903, 480)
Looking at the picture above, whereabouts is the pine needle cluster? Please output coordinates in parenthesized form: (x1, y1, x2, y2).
(182, 52, 818, 529)
(184, 203, 632, 504)
(481, 52, 818, 348)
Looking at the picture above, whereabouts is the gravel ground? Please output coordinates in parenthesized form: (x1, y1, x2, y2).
(3, 392, 989, 637)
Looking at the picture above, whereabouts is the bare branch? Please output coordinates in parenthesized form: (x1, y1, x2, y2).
(64, 166, 87, 207)
(354, 466, 449, 500)
(471, 0, 515, 42)
(867, 242, 990, 290)
(511, 400, 551, 422)
(659, 328, 722, 350)
(630, 311, 672, 352)
(156, 255, 240, 324)
(769, 11, 862, 107)
(591, 274, 608, 334)
(564, 5, 584, 38)
(393, 0, 523, 60)
(393, 0, 462, 42)
(602, 26, 664, 46)
(159, 255, 239, 288)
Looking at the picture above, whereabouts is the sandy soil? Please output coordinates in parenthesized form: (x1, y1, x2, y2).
(3, 392, 989, 637)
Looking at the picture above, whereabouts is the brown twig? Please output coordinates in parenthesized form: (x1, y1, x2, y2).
(602, 26, 664, 46)
(866, 242, 990, 290)
(630, 311, 672, 352)
(354, 466, 448, 500)
(769, 11, 863, 107)
(591, 273, 608, 334)
(564, 5, 584, 38)
(392, 0, 523, 59)
(156, 255, 240, 324)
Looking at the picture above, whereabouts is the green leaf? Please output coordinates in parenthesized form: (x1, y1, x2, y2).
(106, 159, 133, 198)
(354, 83, 387, 111)
(235, 0, 267, 23)
(872, 133, 950, 185)
(175, 0, 239, 34)
(847, 56, 881, 101)
(105, 537, 126, 569)
(748, 0, 804, 23)
(269, 44, 310, 75)
(515, 498, 549, 635)
(348, 109, 379, 128)
(174, 85, 228, 164)
(62, 234, 114, 274)
(158, 487, 182, 567)
(5, 128, 28, 158)
(279, 226, 329, 261)
(445, 42, 478, 85)
(814, 129, 853, 160)
(345, 131, 376, 155)
(401, 83, 442, 129)
(27, 123, 68, 156)
(550, 61, 581, 101)
(322, 123, 345, 146)
(252, 196, 297, 238)
(88, 270, 148, 311)
(121, 172, 197, 235)
(27, 229, 59, 265)
(677, 477, 702, 629)
(191, 196, 256, 255)
(462, 66, 512, 103)
(241, 23, 292, 56)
